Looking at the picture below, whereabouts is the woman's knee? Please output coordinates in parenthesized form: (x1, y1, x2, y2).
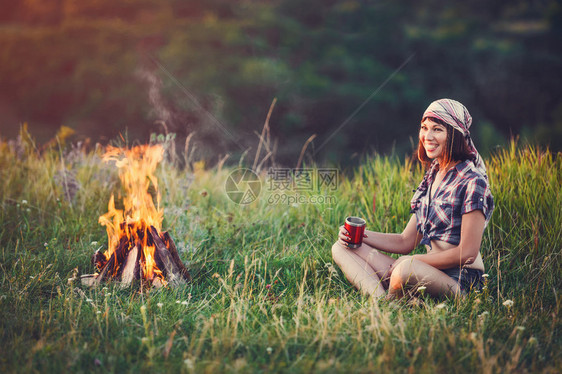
(331, 241, 349, 265)
(389, 260, 414, 291)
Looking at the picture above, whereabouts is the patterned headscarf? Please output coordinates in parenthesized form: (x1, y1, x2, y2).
(422, 98, 488, 179)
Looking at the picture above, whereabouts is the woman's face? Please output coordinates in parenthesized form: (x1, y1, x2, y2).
(420, 118, 448, 162)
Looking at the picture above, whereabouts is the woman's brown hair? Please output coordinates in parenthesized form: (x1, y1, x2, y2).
(417, 116, 474, 170)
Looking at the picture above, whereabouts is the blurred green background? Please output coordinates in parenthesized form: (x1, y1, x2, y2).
(1, 0, 561, 164)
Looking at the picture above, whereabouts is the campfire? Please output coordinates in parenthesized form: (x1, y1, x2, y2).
(81, 145, 190, 288)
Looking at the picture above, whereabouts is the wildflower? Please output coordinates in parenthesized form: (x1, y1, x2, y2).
(176, 300, 181, 304)
(515, 326, 525, 332)
(266, 347, 273, 354)
(86, 298, 93, 302)
(435, 303, 446, 309)
(44, 243, 48, 247)
(528, 337, 537, 345)
(105, 293, 111, 297)
(181, 301, 188, 306)
(140, 305, 147, 312)
(102, 287, 108, 291)
(482, 273, 489, 278)
(184, 358, 195, 370)
(96, 311, 101, 314)
(91, 241, 98, 246)
(479, 311, 490, 319)
(26, 208, 31, 213)
(22, 200, 28, 205)
(417, 286, 427, 293)
(212, 273, 220, 278)
(94, 358, 102, 366)
(266, 284, 271, 289)
(502, 299, 514, 307)
(157, 302, 163, 308)
(30, 276, 35, 279)
(469, 332, 477, 340)
(141, 337, 149, 344)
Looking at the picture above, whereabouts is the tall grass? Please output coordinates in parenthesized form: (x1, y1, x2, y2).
(0, 135, 560, 373)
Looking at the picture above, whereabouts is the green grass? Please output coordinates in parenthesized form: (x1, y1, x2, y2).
(0, 136, 560, 373)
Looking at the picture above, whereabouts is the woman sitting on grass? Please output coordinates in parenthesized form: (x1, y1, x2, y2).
(332, 99, 494, 299)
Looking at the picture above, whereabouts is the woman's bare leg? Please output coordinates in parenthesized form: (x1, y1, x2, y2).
(389, 257, 461, 298)
(331, 242, 394, 297)
(350, 243, 396, 287)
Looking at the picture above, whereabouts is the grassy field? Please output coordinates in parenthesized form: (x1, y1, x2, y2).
(0, 132, 561, 373)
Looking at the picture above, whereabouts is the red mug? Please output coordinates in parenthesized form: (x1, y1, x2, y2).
(344, 216, 366, 248)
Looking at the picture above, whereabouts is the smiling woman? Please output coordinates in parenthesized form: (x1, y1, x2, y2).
(332, 99, 495, 299)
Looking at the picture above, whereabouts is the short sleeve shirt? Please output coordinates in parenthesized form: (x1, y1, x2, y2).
(410, 160, 494, 247)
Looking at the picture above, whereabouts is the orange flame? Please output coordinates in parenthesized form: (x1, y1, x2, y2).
(98, 145, 165, 280)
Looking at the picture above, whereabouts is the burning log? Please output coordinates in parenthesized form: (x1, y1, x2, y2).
(120, 244, 140, 286)
(83, 227, 190, 288)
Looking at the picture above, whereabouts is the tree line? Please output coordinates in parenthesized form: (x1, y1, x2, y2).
(1, 0, 561, 164)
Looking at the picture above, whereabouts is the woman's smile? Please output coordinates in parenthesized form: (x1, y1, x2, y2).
(420, 118, 448, 161)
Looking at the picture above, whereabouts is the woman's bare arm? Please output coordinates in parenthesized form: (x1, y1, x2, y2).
(409, 210, 486, 268)
(360, 215, 421, 255)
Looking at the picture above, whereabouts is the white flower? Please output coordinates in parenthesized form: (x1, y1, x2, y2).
(91, 241, 98, 246)
(29, 276, 35, 279)
(22, 200, 28, 205)
(479, 311, 490, 319)
(44, 243, 48, 247)
(502, 299, 514, 307)
(417, 286, 427, 292)
(516, 326, 525, 331)
(181, 301, 188, 306)
(86, 298, 93, 302)
(102, 287, 108, 291)
(157, 302, 163, 308)
(435, 303, 446, 309)
(26, 208, 31, 213)
(184, 358, 194, 370)
(96, 311, 101, 314)
(482, 273, 489, 278)
(266, 347, 273, 354)
(176, 300, 181, 304)
(105, 293, 111, 297)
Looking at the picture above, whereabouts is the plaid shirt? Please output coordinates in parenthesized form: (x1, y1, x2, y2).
(410, 159, 494, 247)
